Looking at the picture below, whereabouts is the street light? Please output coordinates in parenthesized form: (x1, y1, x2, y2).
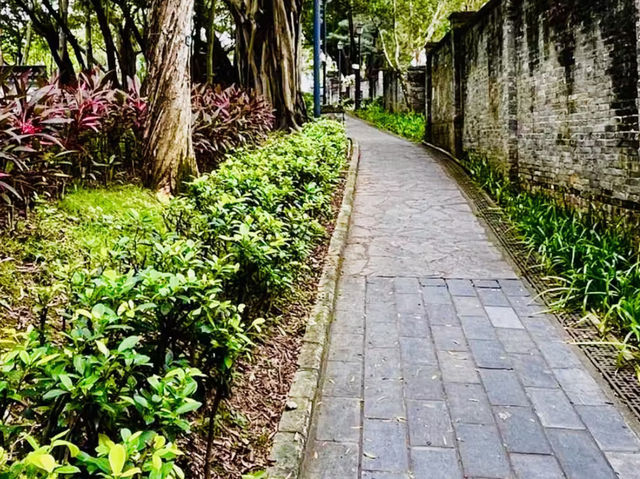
(313, 0, 321, 117)
(355, 24, 364, 110)
(337, 40, 344, 103)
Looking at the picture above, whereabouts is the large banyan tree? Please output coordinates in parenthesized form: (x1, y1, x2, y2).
(224, 0, 306, 129)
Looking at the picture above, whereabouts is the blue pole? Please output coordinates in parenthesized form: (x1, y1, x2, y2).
(313, 0, 321, 118)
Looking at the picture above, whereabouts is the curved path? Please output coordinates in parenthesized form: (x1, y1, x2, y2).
(302, 117, 640, 478)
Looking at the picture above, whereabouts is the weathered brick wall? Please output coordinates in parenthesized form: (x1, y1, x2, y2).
(430, 37, 456, 152)
(382, 67, 426, 114)
(426, 0, 640, 214)
(407, 66, 427, 114)
(461, 2, 514, 174)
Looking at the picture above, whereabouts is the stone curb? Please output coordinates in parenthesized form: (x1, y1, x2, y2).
(266, 138, 360, 479)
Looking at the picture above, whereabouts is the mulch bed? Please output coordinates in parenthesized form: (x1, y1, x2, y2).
(182, 168, 348, 478)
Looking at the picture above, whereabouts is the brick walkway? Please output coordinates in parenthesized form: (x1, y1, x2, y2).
(302, 118, 640, 478)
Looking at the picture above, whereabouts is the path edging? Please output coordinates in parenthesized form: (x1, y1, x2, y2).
(266, 139, 360, 479)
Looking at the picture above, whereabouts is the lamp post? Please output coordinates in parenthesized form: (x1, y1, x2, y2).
(355, 24, 363, 110)
(322, 0, 327, 105)
(313, 0, 321, 117)
(337, 40, 344, 103)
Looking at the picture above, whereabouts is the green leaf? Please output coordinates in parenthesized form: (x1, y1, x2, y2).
(121, 467, 142, 477)
(108, 444, 126, 475)
(175, 400, 202, 415)
(118, 336, 140, 353)
(55, 465, 81, 474)
(96, 340, 110, 357)
(26, 453, 57, 473)
(43, 389, 68, 400)
(59, 374, 73, 390)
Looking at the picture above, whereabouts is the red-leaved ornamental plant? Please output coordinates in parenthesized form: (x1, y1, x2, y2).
(0, 70, 274, 223)
(192, 84, 275, 169)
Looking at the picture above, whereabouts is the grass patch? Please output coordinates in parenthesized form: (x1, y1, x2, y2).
(0, 184, 164, 317)
(462, 154, 640, 359)
(354, 101, 425, 142)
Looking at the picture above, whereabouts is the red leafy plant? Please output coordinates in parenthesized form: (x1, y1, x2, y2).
(0, 70, 148, 219)
(192, 84, 275, 169)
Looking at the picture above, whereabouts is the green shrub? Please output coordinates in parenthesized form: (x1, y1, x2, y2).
(355, 101, 425, 142)
(0, 119, 347, 474)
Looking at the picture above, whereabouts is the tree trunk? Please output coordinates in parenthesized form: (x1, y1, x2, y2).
(206, 0, 216, 84)
(90, 0, 119, 80)
(225, 0, 305, 129)
(85, 11, 93, 67)
(23, 20, 33, 65)
(143, 0, 198, 194)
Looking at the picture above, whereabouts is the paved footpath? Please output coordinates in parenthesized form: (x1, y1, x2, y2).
(302, 118, 640, 478)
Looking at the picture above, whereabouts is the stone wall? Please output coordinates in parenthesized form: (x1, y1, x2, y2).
(382, 67, 426, 113)
(426, 0, 640, 214)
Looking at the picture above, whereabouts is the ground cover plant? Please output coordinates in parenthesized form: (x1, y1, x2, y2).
(462, 154, 640, 367)
(0, 119, 347, 477)
(354, 100, 425, 142)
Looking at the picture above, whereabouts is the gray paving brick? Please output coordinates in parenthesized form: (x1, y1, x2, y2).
(497, 328, 537, 354)
(445, 382, 493, 424)
(521, 315, 563, 341)
(552, 368, 608, 405)
(395, 293, 423, 314)
(362, 472, 409, 479)
(332, 309, 365, 334)
(328, 333, 364, 362)
(452, 295, 485, 316)
(460, 315, 498, 340)
(446, 279, 476, 296)
(480, 369, 528, 406)
(547, 429, 616, 479)
(335, 275, 366, 313)
(576, 405, 640, 452)
(499, 278, 529, 296)
(394, 277, 420, 295)
(526, 387, 584, 429)
(510, 453, 564, 479)
(403, 363, 444, 400)
(315, 397, 361, 442)
(538, 341, 582, 369)
(362, 419, 409, 472)
(400, 337, 437, 365)
(468, 339, 512, 369)
(425, 303, 459, 325)
(604, 451, 640, 479)
(322, 361, 362, 398)
(486, 305, 524, 329)
(398, 313, 430, 338)
(432, 325, 468, 352)
(494, 406, 551, 454)
(477, 287, 511, 306)
(364, 379, 405, 419)
(366, 320, 400, 348)
(455, 423, 511, 478)
(419, 277, 446, 287)
(508, 295, 546, 317)
(473, 279, 500, 289)
(407, 400, 455, 447)
(411, 447, 462, 479)
(510, 353, 558, 388)
(438, 351, 480, 383)
(422, 285, 452, 305)
(305, 441, 359, 479)
(366, 347, 403, 380)
(367, 307, 397, 323)
(367, 276, 395, 299)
